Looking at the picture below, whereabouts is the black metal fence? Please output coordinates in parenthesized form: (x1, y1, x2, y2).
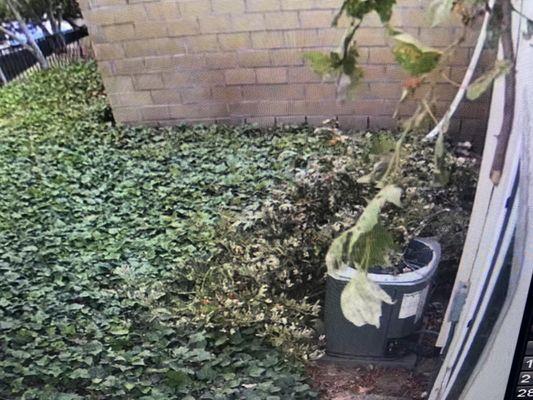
(0, 26, 89, 84)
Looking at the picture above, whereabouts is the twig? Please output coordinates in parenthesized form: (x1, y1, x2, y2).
(422, 100, 439, 125)
(490, 0, 516, 184)
(511, 4, 532, 21)
(378, 126, 410, 185)
(425, 1, 495, 140)
(441, 71, 461, 88)
(413, 209, 450, 236)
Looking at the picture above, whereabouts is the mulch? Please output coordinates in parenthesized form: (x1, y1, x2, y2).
(308, 362, 431, 400)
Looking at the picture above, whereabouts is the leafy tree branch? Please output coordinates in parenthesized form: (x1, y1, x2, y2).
(306, 0, 510, 327)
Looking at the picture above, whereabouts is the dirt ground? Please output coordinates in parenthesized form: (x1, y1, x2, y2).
(308, 358, 438, 399)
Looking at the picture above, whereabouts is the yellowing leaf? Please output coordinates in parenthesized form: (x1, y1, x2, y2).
(466, 60, 512, 100)
(392, 32, 442, 76)
(428, 0, 454, 27)
(303, 51, 336, 76)
(326, 184, 402, 273)
(356, 173, 373, 184)
(357, 154, 392, 185)
(340, 272, 394, 328)
(392, 32, 440, 54)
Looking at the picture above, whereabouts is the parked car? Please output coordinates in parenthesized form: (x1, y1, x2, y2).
(3, 20, 74, 47)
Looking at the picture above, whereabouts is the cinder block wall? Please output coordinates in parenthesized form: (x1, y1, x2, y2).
(79, 0, 492, 142)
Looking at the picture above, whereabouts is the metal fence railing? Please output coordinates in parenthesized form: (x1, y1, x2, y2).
(0, 26, 89, 85)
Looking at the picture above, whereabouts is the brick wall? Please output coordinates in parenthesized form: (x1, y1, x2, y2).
(79, 0, 493, 144)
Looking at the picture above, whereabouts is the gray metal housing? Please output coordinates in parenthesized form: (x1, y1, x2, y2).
(324, 238, 441, 360)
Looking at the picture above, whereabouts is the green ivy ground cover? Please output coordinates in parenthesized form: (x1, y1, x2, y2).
(0, 62, 344, 399)
(0, 62, 478, 400)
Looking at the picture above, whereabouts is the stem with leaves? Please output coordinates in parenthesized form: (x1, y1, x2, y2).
(306, 0, 509, 327)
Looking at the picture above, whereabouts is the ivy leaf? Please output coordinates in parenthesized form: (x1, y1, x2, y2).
(466, 59, 512, 100)
(392, 32, 442, 76)
(56, 395, 83, 400)
(428, 0, 454, 27)
(0, 320, 15, 330)
(109, 328, 129, 336)
(165, 370, 191, 389)
(70, 368, 90, 380)
(84, 341, 104, 356)
(248, 366, 266, 378)
(197, 365, 217, 381)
